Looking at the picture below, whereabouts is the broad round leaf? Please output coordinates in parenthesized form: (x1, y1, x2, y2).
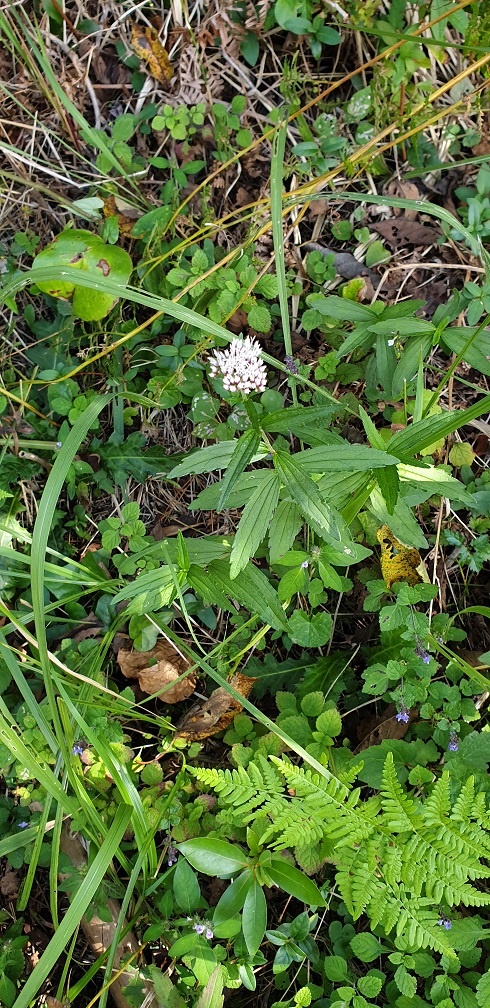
(177, 838, 249, 877)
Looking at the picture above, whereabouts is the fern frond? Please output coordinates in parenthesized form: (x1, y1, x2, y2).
(380, 753, 424, 833)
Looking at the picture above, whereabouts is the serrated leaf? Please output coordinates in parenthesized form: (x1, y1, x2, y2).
(387, 395, 490, 458)
(288, 610, 333, 647)
(369, 488, 428, 549)
(230, 471, 280, 578)
(324, 955, 350, 981)
(268, 500, 303, 562)
(273, 452, 358, 558)
(316, 707, 342, 737)
(476, 970, 490, 1007)
(296, 444, 400, 472)
(247, 301, 271, 332)
(376, 465, 400, 515)
(394, 965, 417, 997)
(187, 566, 237, 612)
(168, 440, 267, 478)
(193, 558, 289, 631)
(217, 429, 260, 510)
(357, 975, 383, 997)
(350, 932, 389, 962)
(398, 463, 473, 504)
(190, 470, 269, 511)
(449, 442, 475, 468)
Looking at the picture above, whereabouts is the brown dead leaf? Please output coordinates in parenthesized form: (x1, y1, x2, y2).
(386, 179, 421, 219)
(130, 24, 174, 83)
(103, 196, 143, 238)
(0, 870, 19, 898)
(175, 673, 257, 741)
(372, 218, 440, 248)
(355, 703, 413, 752)
(117, 641, 196, 702)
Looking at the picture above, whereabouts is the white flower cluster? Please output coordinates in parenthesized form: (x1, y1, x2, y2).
(208, 336, 267, 394)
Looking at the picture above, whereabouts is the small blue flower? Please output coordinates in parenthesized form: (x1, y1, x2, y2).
(396, 703, 410, 724)
(18, 821, 28, 829)
(438, 916, 452, 930)
(72, 742, 84, 756)
(194, 924, 205, 934)
(448, 732, 459, 752)
(167, 845, 178, 867)
(205, 928, 214, 940)
(415, 644, 431, 664)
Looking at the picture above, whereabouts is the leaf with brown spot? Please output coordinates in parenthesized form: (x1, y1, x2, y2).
(130, 23, 174, 83)
(372, 218, 440, 248)
(175, 673, 257, 741)
(117, 641, 197, 702)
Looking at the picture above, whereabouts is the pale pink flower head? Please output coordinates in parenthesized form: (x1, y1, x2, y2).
(209, 336, 267, 395)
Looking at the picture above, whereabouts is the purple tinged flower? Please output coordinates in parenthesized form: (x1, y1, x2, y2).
(208, 336, 267, 395)
(18, 821, 28, 829)
(72, 742, 84, 756)
(205, 929, 214, 940)
(396, 703, 410, 724)
(284, 355, 300, 375)
(438, 916, 452, 930)
(300, 560, 309, 569)
(414, 644, 431, 664)
(194, 924, 205, 934)
(448, 732, 459, 752)
(167, 844, 178, 867)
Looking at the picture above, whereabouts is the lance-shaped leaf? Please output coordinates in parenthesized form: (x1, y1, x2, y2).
(268, 500, 303, 563)
(230, 470, 280, 578)
(217, 429, 261, 511)
(387, 395, 490, 458)
(296, 444, 400, 472)
(273, 451, 359, 559)
(189, 559, 289, 631)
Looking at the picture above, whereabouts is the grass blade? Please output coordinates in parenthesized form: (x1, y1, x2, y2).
(12, 804, 133, 1008)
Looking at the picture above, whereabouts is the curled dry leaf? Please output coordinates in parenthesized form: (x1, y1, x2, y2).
(386, 178, 421, 219)
(175, 672, 257, 741)
(117, 641, 197, 702)
(130, 23, 174, 83)
(0, 870, 19, 898)
(377, 525, 427, 589)
(354, 704, 414, 752)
